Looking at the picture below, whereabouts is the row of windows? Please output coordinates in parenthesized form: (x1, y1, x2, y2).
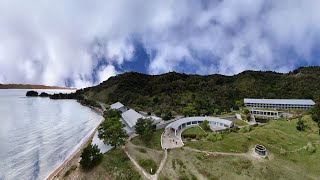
(245, 103, 312, 107)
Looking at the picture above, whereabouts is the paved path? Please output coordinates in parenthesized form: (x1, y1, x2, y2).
(161, 127, 183, 149)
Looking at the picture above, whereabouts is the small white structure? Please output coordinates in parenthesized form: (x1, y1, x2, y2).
(166, 117, 234, 136)
(244, 98, 315, 110)
(110, 102, 128, 113)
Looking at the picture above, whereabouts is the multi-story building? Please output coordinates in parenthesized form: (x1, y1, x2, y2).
(244, 98, 315, 110)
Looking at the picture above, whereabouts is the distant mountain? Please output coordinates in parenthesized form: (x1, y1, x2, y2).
(0, 84, 76, 90)
(74, 66, 320, 115)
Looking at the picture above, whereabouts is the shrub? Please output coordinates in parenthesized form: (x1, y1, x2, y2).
(296, 117, 306, 131)
(306, 142, 316, 153)
(207, 133, 223, 142)
(239, 126, 253, 133)
(200, 120, 211, 131)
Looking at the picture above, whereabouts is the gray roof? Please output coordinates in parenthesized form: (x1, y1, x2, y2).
(121, 109, 144, 128)
(244, 98, 315, 105)
(167, 116, 233, 130)
(110, 102, 125, 110)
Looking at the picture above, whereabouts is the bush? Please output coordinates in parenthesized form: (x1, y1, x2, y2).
(182, 134, 197, 139)
(162, 111, 173, 120)
(206, 133, 223, 142)
(80, 144, 103, 170)
(296, 118, 306, 131)
(200, 120, 211, 131)
(239, 126, 253, 133)
(306, 142, 316, 153)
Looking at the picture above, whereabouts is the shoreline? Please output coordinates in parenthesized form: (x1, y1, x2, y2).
(46, 105, 104, 180)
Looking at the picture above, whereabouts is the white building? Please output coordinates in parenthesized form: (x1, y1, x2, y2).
(167, 117, 234, 136)
(244, 98, 315, 110)
(110, 102, 128, 113)
(121, 109, 144, 128)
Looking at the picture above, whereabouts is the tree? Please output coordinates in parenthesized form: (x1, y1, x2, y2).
(162, 111, 172, 120)
(103, 109, 121, 119)
(200, 120, 211, 131)
(80, 144, 102, 170)
(98, 117, 128, 147)
(312, 100, 320, 123)
(296, 117, 306, 131)
(155, 110, 162, 117)
(134, 118, 156, 141)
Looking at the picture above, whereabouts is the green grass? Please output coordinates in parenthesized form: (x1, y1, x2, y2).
(182, 126, 207, 137)
(100, 148, 141, 180)
(183, 115, 320, 178)
(131, 129, 163, 150)
(230, 118, 248, 126)
(161, 147, 319, 180)
(138, 158, 158, 175)
(185, 132, 251, 153)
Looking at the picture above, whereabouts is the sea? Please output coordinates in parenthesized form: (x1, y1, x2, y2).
(0, 89, 102, 180)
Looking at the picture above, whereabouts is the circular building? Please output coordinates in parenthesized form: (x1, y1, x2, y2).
(166, 116, 234, 136)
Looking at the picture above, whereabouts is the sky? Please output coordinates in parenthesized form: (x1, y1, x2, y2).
(0, 0, 320, 88)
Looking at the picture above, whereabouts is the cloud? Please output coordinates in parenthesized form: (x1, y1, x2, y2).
(0, 0, 319, 87)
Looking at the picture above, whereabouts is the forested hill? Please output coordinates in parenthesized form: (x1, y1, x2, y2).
(78, 66, 320, 115)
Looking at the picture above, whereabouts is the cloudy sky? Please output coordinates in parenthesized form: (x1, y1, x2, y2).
(0, 0, 319, 87)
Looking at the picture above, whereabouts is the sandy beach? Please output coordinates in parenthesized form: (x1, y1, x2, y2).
(46, 107, 104, 180)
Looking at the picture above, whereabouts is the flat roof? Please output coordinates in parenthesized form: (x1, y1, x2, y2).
(167, 116, 233, 130)
(121, 109, 144, 128)
(110, 102, 125, 110)
(244, 98, 315, 105)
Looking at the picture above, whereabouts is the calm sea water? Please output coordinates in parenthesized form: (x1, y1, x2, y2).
(0, 89, 102, 180)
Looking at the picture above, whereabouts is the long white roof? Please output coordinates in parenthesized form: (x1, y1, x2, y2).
(244, 98, 315, 105)
(167, 116, 233, 130)
(110, 102, 125, 110)
(121, 109, 144, 128)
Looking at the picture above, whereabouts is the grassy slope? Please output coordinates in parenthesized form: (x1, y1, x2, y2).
(160, 148, 314, 180)
(183, 115, 320, 179)
(131, 130, 163, 150)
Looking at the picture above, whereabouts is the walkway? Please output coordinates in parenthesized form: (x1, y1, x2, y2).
(161, 127, 184, 149)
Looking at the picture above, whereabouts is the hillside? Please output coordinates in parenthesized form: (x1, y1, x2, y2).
(78, 66, 320, 115)
(0, 84, 76, 90)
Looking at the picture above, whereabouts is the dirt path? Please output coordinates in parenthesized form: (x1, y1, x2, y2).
(124, 141, 168, 180)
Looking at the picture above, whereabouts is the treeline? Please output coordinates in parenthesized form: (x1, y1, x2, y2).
(26, 90, 100, 108)
(77, 66, 320, 116)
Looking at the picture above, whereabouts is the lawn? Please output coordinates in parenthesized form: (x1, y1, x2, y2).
(160, 148, 316, 180)
(131, 129, 163, 150)
(181, 126, 207, 137)
(231, 118, 248, 126)
(183, 115, 320, 178)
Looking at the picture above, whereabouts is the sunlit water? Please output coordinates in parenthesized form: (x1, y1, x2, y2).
(0, 89, 102, 180)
